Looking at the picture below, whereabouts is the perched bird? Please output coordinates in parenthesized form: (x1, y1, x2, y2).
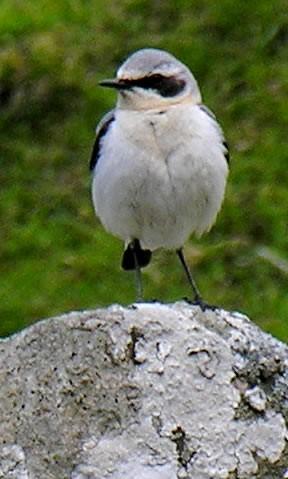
(90, 48, 229, 304)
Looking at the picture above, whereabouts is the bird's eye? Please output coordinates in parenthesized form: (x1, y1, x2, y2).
(130, 74, 185, 97)
(148, 74, 164, 82)
(134, 74, 165, 89)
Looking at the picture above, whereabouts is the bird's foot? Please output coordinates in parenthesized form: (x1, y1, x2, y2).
(183, 296, 219, 312)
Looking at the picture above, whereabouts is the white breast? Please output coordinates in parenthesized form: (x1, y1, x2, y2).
(92, 103, 228, 250)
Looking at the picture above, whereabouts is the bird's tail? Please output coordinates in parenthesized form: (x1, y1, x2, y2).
(121, 239, 152, 270)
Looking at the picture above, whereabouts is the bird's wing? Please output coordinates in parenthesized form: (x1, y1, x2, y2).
(89, 110, 115, 172)
(199, 104, 230, 165)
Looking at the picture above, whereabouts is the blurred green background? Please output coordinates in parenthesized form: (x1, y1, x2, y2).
(1, 0, 287, 340)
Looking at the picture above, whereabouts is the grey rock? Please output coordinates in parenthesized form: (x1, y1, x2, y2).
(0, 302, 287, 479)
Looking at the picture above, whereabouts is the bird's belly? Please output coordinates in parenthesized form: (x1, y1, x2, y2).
(93, 143, 227, 250)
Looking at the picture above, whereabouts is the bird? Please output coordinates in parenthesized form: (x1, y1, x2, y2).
(90, 48, 229, 305)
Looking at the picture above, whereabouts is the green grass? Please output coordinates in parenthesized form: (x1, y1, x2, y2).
(1, 0, 287, 341)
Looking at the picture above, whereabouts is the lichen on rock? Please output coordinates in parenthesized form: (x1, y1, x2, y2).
(0, 302, 287, 479)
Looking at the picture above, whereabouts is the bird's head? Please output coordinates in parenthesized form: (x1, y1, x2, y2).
(99, 48, 202, 111)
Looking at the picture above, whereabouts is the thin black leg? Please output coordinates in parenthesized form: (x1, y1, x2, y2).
(176, 248, 202, 302)
(131, 242, 143, 302)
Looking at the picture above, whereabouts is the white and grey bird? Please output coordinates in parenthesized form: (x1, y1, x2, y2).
(90, 48, 229, 304)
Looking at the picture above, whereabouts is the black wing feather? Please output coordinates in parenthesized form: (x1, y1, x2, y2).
(89, 111, 115, 172)
(222, 140, 230, 165)
(199, 104, 230, 166)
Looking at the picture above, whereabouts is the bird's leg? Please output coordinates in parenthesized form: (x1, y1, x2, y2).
(131, 241, 144, 302)
(176, 248, 202, 302)
(122, 239, 151, 302)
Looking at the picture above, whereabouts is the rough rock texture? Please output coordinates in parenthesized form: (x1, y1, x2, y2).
(0, 302, 288, 479)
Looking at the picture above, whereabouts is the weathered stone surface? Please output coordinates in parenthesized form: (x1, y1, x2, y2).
(0, 302, 287, 479)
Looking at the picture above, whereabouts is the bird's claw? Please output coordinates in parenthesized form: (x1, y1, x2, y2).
(183, 297, 219, 312)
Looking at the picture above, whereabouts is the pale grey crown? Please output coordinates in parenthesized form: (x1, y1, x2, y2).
(116, 48, 202, 103)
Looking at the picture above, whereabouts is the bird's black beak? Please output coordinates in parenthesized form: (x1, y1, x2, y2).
(99, 79, 132, 90)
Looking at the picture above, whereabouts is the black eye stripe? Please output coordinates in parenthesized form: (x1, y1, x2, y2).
(121, 74, 186, 97)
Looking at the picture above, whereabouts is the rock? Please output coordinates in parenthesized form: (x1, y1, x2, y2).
(0, 302, 287, 479)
